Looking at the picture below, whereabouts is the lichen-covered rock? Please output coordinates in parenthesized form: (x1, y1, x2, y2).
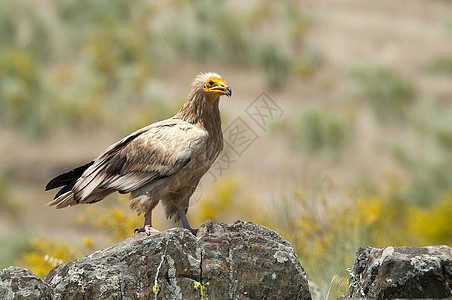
(0, 266, 50, 300)
(198, 221, 311, 300)
(346, 245, 452, 299)
(43, 220, 311, 299)
(46, 226, 201, 299)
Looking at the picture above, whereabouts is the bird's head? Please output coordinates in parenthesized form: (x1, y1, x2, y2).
(193, 72, 232, 105)
(178, 72, 231, 124)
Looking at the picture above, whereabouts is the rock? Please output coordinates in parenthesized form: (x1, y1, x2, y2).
(345, 245, 452, 299)
(0, 266, 51, 300)
(43, 220, 311, 299)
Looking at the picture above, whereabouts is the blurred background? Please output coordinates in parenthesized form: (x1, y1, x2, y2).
(1, 0, 451, 297)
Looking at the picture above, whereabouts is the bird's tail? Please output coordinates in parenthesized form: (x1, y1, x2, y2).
(46, 191, 76, 209)
(45, 161, 94, 208)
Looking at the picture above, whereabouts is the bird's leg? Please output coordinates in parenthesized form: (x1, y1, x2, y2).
(177, 206, 198, 235)
(134, 211, 159, 235)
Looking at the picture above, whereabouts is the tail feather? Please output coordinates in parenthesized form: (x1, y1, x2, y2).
(45, 161, 94, 191)
(46, 191, 75, 209)
(73, 169, 107, 201)
(45, 161, 93, 203)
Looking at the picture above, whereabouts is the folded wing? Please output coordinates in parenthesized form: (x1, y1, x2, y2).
(47, 118, 207, 208)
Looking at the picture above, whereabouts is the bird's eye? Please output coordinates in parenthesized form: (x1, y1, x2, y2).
(208, 80, 214, 86)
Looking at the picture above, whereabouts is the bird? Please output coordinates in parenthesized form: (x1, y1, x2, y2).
(45, 72, 231, 235)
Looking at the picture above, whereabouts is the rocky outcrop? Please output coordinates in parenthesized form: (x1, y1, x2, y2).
(1, 220, 312, 299)
(0, 266, 50, 300)
(4, 222, 451, 299)
(346, 245, 452, 299)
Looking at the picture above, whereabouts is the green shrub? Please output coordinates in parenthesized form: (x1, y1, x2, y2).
(0, 1, 319, 135)
(293, 106, 355, 155)
(255, 43, 290, 90)
(0, 168, 22, 214)
(0, 233, 33, 270)
(396, 157, 452, 207)
(388, 115, 452, 207)
(0, 49, 46, 135)
(428, 114, 452, 151)
(427, 55, 452, 76)
(0, 2, 51, 61)
(352, 66, 415, 121)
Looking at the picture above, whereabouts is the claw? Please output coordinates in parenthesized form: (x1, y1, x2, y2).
(134, 212, 159, 235)
(134, 225, 159, 235)
(145, 225, 159, 235)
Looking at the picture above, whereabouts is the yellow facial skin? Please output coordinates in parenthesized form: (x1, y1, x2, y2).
(203, 77, 232, 104)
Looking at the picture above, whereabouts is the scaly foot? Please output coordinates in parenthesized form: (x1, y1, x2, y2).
(134, 225, 159, 235)
(134, 212, 159, 235)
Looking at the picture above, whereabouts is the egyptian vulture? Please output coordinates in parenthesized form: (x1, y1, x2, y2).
(45, 72, 231, 235)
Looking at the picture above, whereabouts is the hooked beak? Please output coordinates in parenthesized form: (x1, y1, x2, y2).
(224, 86, 232, 98)
(211, 84, 232, 98)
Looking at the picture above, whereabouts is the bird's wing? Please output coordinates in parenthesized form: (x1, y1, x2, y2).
(73, 118, 208, 203)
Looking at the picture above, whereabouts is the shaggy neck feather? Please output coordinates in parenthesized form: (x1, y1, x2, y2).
(175, 88, 222, 136)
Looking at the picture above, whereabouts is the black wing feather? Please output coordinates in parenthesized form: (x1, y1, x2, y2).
(45, 161, 94, 191)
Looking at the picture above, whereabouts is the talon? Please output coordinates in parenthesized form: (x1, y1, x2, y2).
(133, 211, 159, 235)
(144, 225, 159, 235)
(134, 225, 159, 235)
